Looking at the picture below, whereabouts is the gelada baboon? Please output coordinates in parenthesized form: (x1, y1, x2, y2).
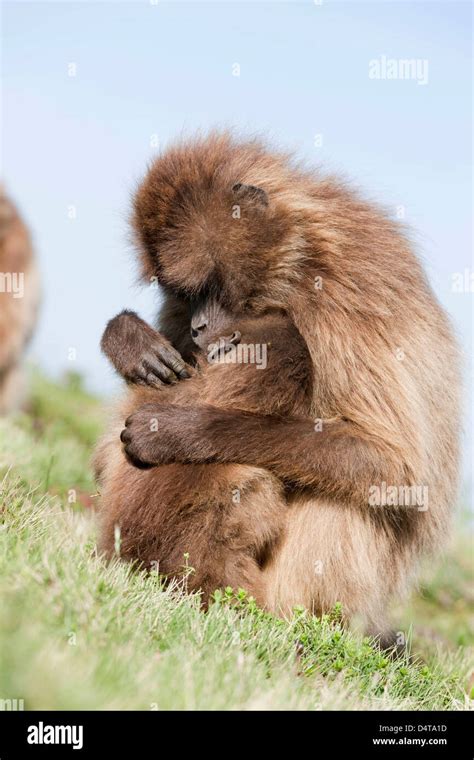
(95, 132, 461, 639)
(97, 296, 313, 605)
(0, 187, 40, 413)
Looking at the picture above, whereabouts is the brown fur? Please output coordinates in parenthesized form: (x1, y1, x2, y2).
(96, 310, 313, 605)
(95, 131, 461, 634)
(0, 188, 40, 413)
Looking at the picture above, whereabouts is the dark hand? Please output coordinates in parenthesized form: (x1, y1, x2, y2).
(101, 310, 191, 387)
(120, 402, 217, 466)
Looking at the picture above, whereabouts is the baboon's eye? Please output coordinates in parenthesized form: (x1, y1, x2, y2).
(232, 183, 268, 208)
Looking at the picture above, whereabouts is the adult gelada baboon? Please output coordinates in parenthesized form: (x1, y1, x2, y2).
(0, 187, 40, 413)
(96, 132, 461, 641)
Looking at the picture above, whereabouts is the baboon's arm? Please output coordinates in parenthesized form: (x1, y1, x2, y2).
(120, 403, 413, 507)
(101, 310, 191, 386)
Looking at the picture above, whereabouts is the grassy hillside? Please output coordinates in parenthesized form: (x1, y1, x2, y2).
(0, 371, 472, 710)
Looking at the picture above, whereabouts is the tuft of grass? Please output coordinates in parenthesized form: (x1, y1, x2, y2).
(0, 371, 472, 710)
(0, 369, 104, 499)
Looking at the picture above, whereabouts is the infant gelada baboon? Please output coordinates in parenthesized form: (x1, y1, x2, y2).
(95, 131, 461, 644)
(0, 188, 40, 413)
(96, 299, 312, 605)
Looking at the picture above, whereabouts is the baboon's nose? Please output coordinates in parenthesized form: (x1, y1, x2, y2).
(191, 322, 207, 337)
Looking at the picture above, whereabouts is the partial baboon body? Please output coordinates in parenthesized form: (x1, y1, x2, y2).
(0, 189, 39, 413)
(96, 132, 461, 637)
(96, 308, 313, 604)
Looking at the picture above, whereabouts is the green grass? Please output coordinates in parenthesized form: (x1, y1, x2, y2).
(0, 371, 472, 710)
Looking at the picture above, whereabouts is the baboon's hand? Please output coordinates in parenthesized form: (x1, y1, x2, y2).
(101, 310, 190, 387)
(120, 402, 215, 466)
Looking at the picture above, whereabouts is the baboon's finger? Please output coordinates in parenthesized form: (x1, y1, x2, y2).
(152, 343, 190, 379)
(132, 365, 148, 381)
(145, 372, 163, 388)
(142, 352, 177, 384)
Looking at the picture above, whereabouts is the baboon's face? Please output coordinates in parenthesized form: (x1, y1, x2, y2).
(190, 299, 240, 351)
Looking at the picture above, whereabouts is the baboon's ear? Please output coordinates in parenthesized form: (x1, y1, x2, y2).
(232, 183, 269, 208)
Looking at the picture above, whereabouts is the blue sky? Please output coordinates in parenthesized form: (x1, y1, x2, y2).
(1, 0, 472, 487)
